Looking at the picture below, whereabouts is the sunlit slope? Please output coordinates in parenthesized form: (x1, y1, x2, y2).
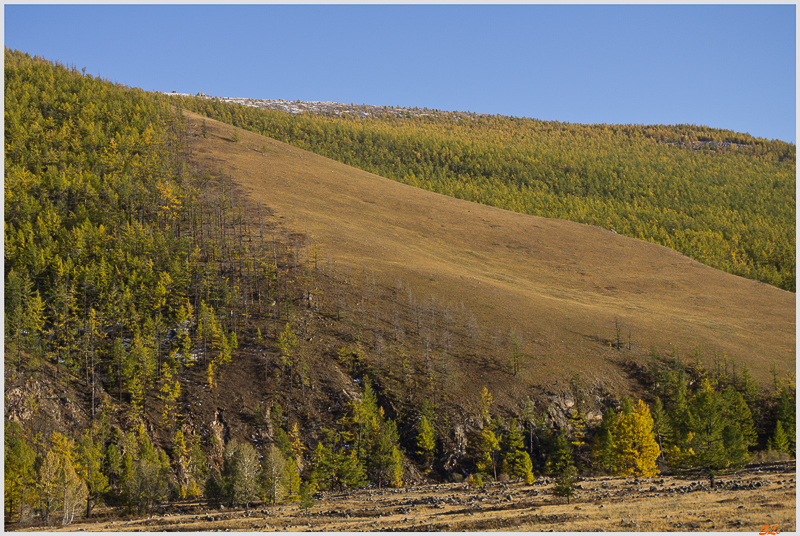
(186, 110, 794, 389)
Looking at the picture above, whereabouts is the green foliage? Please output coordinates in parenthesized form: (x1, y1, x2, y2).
(500, 420, 534, 482)
(3, 47, 793, 521)
(299, 482, 316, 515)
(4, 422, 37, 522)
(590, 409, 617, 474)
(416, 415, 436, 467)
(476, 427, 500, 480)
(259, 445, 288, 504)
(767, 421, 790, 454)
(772, 386, 796, 456)
(341, 378, 404, 487)
(120, 427, 171, 515)
(75, 428, 110, 518)
(664, 378, 752, 481)
(284, 459, 302, 503)
(552, 465, 578, 504)
(309, 429, 367, 492)
(545, 432, 573, 475)
(221, 440, 260, 508)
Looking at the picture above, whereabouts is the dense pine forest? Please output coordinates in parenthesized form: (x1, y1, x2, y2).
(174, 94, 796, 292)
(4, 48, 796, 528)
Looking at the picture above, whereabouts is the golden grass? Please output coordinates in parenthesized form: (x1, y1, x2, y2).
(183, 110, 793, 395)
(41, 466, 795, 532)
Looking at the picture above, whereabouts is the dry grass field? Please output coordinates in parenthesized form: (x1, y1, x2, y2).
(37, 462, 795, 532)
(183, 110, 793, 395)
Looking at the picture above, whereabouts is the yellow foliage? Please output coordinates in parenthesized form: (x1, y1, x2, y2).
(611, 399, 661, 477)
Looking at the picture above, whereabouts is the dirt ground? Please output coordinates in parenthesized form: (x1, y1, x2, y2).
(27, 461, 794, 533)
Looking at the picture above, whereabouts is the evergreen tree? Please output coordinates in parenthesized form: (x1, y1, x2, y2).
(552, 465, 578, 504)
(610, 400, 660, 477)
(4, 422, 37, 523)
(284, 459, 302, 502)
(215, 440, 260, 508)
(545, 431, 573, 475)
(722, 387, 758, 448)
(650, 397, 671, 462)
(773, 387, 796, 456)
(75, 428, 110, 519)
(476, 427, 501, 481)
(501, 419, 534, 482)
(416, 415, 436, 470)
(259, 445, 287, 504)
(590, 409, 617, 474)
(667, 378, 750, 485)
(767, 421, 790, 454)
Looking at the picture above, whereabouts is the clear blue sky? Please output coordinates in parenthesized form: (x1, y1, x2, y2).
(5, 4, 796, 143)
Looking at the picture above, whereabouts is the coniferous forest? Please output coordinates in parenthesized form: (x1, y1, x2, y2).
(4, 48, 796, 527)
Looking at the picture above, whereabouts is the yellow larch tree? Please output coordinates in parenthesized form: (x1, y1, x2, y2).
(611, 399, 661, 477)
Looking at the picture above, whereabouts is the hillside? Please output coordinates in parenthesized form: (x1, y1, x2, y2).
(4, 49, 795, 529)
(174, 93, 796, 292)
(185, 109, 794, 390)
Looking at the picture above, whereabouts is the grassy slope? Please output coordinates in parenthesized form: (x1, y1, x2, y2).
(186, 110, 794, 391)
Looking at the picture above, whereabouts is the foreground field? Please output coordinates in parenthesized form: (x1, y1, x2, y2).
(33, 462, 794, 532)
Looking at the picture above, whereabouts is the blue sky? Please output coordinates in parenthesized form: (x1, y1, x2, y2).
(5, 4, 796, 143)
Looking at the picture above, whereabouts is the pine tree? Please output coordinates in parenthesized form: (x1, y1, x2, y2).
(310, 440, 335, 491)
(668, 378, 751, 485)
(284, 459, 302, 502)
(591, 409, 617, 474)
(476, 427, 501, 481)
(722, 387, 758, 448)
(299, 482, 316, 517)
(552, 465, 578, 504)
(767, 421, 790, 454)
(479, 386, 493, 425)
(277, 323, 299, 384)
(260, 445, 287, 504)
(501, 419, 534, 482)
(288, 422, 306, 468)
(773, 387, 796, 456)
(4, 422, 37, 522)
(416, 415, 436, 469)
(610, 399, 660, 477)
(158, 361, 182, 428)
(545, 432, 573, 475)
(650, 397, 671, 462)
(75, 428, 110, 519)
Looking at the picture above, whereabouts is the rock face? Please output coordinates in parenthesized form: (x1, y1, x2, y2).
(443, 423, 469, 472)
(208, 408, 229, 461)
(5, 374, 89, 435)
(164, 92, 484, 121)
